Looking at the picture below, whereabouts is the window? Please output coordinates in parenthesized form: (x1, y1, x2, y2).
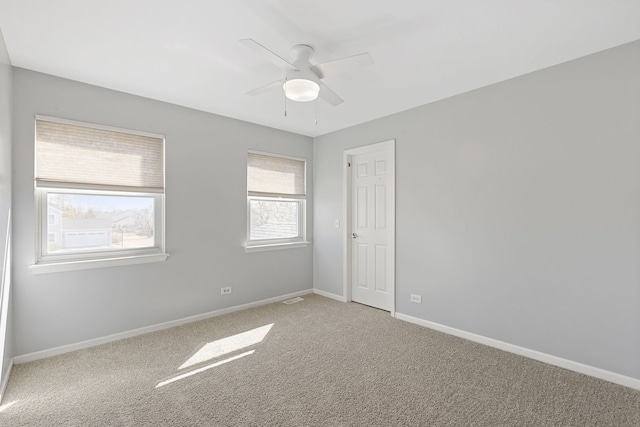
(33, 116, 166, 272)
(246, 152, 307, 251)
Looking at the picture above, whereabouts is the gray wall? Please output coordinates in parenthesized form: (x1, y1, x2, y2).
(0, 27, 12, 390)
(314, 41, 640, 379)
(12, 68, 313, 356)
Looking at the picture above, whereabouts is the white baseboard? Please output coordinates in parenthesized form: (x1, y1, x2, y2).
(313, 288, 347, 302)
(395, 312, 640, 391)
(0, 357, 13, 404)
(14, 289, 314, 365)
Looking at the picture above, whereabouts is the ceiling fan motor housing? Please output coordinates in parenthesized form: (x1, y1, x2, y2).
(290, 44, 314, 63)
(282, 45, 321, 102)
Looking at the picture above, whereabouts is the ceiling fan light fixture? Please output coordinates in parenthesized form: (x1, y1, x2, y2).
(284, 78, 320, 102)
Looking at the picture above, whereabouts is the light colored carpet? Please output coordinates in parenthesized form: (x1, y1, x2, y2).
(1, 294, 639, 426)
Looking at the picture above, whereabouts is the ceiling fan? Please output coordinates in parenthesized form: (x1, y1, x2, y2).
(241, 39, 373, 106)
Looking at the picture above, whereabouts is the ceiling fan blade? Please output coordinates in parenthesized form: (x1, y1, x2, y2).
(311, 52, 373, 79)
(318, 81, 344, 106)
(246, 79, 283, 96)
(240, 38, 297, 71)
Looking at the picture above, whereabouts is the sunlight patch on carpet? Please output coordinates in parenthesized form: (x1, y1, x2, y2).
(178, 323, 273, 370)
(156, 351, 255, 388)
(0, 400, 17, 413)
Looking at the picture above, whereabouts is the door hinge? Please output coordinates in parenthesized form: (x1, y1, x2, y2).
(347, 162, 351, 167)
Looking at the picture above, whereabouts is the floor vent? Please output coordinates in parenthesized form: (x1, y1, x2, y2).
(283, 297, 304, 305)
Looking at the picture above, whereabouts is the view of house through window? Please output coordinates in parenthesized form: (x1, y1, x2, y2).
(46, 192, 155, 254)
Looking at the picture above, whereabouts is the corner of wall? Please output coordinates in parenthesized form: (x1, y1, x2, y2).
(0, 24, 14, 400)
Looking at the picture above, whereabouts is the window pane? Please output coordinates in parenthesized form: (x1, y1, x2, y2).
(249, 200, 299, 241)
(46, 193, 155, 254)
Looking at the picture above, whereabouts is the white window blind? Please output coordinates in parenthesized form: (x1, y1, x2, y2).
(247, 152, 305, 197)
(35, 117, 164, 192)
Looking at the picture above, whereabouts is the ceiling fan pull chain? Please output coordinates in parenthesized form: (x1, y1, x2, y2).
(315, 102, 318, 125)
(284, 78, 288, 117)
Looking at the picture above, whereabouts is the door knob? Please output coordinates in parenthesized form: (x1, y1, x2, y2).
(352, 233, 359, 239)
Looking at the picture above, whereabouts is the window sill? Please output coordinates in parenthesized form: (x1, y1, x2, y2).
(29, 253, 169, 274)
(245, 241, 310, 253)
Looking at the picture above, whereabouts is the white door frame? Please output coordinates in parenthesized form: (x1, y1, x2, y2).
(342, 139, 396, 316)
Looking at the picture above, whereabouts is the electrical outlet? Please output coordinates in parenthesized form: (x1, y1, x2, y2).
(410, 294, 422, 303)
(221, 287, 232, 295)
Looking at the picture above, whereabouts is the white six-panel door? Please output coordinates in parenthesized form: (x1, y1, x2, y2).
(348, 142, 394, 312)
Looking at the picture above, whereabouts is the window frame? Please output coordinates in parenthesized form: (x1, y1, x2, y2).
(31, 116, 167, 274)
(245, 151, 309, 253)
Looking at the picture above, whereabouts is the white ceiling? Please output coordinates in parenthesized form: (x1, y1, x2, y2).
(0, 1, 639, 137)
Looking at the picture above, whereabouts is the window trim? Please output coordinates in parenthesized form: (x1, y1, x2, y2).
(29, 253, 169, 274)
(32, 116, 167, 273)
(35, 114, 164, 141)
(245, 241, 309, 253)
(246, 151, 309, 252)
